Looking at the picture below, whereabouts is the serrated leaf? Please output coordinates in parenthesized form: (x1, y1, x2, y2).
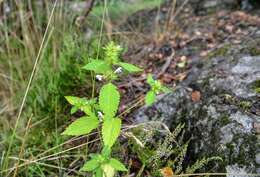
(145, 91, 156, 106)
(109, 158, 127, 171)
(81, 105, 95, 116)
(81, 159, 100, 171)
(65, 96, 96, 116)
(83, 60, 111, 73)
(99, 83, 120, 117)
(118, 62, 142, 73)
(62, 116, 99, 136)
(102, 117, 121, 148)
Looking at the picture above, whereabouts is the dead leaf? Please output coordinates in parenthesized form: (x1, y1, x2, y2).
(191, 90, 201, 102)
(160, 167, 174, 177)
(225, 24, 234, 33)
(175, 72, 187, 81)
(200, 50, 209, 57)
(161, 73, 174, 83)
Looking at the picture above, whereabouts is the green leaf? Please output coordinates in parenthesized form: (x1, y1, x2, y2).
(99, 83, 120, 117)
(109, 158, 127, 171)
(177, 61, 186, 68)
(145, 91, 156, 106)
(94, 167, 103, 177)
(101, 146, 111, 158)
(65, 96, 81, 105)
(102, 164, 115, 177)
(161, 86, 172, 93)
(65, 96, 96, 116)
(81, 159, 100, 171)
(147, 74, 155, 86)
(118, 62, 142, 73)
(102, 117, 121, 148)
(81, 105, 95, 117)
(70, 106, 78, 114)
(62, 116, 99, 136)
(83, 60, 111, 73)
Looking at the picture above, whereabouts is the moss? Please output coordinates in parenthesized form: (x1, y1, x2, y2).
(130, 140, 155, 165)
(219, 115, 231, 126)
(238, 101, 252, 110)
(251, 80, 260, 93)
(228, 134, 258, 167)
(207, 44, 231, 58)
(221, 94, 252, 111)
(249, 47, 260, 56)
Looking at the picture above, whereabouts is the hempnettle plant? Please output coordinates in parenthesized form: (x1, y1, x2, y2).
(62, 42, 170, 177)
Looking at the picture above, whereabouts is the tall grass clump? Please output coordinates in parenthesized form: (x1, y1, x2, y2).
(0, 0, 95, 175)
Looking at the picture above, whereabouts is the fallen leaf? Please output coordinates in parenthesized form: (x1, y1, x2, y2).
(200, 50, 209, 57)
(175, 72, 187, 81)
(191, 90, 201, 102)
(225, 24, 234, 33)
(160, 167, 174, 177)
(161, 73, 174, 83)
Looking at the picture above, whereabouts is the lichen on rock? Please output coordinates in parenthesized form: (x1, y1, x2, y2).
(133, 41, 260, 174)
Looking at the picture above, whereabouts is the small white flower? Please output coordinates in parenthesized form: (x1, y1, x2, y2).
(96, 75, 103, 81)
(114, 67, 122, 74)
(116, 45, 122, 50)
(98, 111, 103, 119)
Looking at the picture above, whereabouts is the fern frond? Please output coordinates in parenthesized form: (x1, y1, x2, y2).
(174, 143, 189, 174)
(185, 157, 222, 174)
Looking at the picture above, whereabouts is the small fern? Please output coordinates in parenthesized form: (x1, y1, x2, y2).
(129, 123, 221, 176)
(174, 143, 189, 174)
(185, 157, 223, 174)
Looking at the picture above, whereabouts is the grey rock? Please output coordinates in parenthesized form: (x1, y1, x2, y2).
(256, 153, 260, 164)
(134, 43, 260, 174)
(212, 56, 260, 98)
(226, 164, 252, 177)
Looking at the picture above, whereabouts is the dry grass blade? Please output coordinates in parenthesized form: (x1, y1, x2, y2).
(3, 0, 58, 174)
(12, 114, 32, 176)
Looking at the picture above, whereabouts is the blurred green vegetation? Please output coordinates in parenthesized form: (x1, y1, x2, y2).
(0, 0, 164, 176)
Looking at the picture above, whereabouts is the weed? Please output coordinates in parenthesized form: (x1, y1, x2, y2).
(63, 42, 170, 176)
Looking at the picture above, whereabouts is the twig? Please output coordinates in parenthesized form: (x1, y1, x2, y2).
(75, 0, 95, 27)
(84, 0, 95, 18)
(156, 53, 174, 78)
(172, 173, 260, 177)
